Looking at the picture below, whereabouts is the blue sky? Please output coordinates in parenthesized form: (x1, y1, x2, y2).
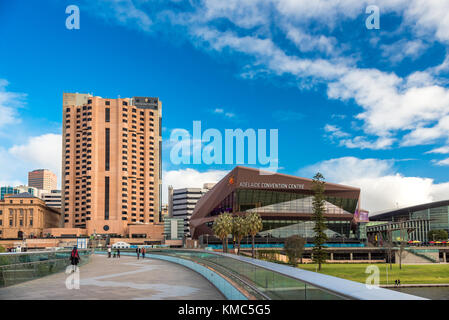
(1, 0, 449, 211)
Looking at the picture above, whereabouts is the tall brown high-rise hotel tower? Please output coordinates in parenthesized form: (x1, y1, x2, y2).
(62, 93, 162, 236)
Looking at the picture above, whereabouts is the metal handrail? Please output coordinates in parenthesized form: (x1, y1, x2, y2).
(200, 257, 271, 300)
(153, 250, 271, 300)
(0, 249, 91, 256)
(210, 251, 426, 300)
(145, 249, 426, 300)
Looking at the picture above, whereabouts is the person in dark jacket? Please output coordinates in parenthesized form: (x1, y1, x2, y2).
(117, 249, 120, 258)
(136, 247, 140, 260)
(70, 246, 81, 272)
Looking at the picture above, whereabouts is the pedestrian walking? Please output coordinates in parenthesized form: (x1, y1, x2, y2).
(108, 247, 112, 258)
(142, 247, 146, 259)
(117, 249, 120, 258)
(136, 247, 140, 259)
(70, 246, 81, 273)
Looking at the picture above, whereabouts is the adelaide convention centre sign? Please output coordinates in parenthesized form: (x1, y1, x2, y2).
(239, 181, 305, 190)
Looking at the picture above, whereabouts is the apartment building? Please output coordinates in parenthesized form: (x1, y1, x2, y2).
(62, 93, 162, 236)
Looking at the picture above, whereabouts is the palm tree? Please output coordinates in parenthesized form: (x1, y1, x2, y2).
(212, 212, 233, 253)
(246, 212, 263, 258)
(233, 216, 249, 255)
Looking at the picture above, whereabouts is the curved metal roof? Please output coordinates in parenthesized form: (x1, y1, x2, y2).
(370, 199, 449, 220)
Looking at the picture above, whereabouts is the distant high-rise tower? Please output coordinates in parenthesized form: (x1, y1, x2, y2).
(61, 93, 162, 236)
(28, 169, 57, 191)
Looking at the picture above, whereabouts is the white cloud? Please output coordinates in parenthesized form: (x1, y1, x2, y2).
(161, 168, 227, 204)
(0, 79, 24, 129)
(299, 156, 449, 213)
(339, 136, 396, 150)
(426, 146, 449, 154)
(327, 68, 449, 139)
(401, 115, 449, 146)
(189, 27, 449, 150)
(0, 147, 26, 187)
(433, 158, 449, 166)
(275, 0, 449, 43)
(213, 107, 235, 118)
(324, 124, 350, 138)
(88, 0, 152, 32)
(285, 25, 340, 57)
(86, 0, 449, 151)
(380, 39, 428, 63)
(300, 157, 394, 182)
(331, 114, 346, 120)
(8, 134, 62, 185)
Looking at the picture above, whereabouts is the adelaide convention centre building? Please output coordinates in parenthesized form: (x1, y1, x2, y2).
(190, 166, 362, 242)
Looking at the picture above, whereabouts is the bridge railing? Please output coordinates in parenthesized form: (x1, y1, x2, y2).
(135, 249, 426, 300)
(0, 249, 92, 288)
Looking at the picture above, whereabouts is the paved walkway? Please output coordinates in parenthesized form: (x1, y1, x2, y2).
(382, 283, 449, 288)
(0, 254, 225, 300)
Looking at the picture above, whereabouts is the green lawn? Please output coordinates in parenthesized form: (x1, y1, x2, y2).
(297, 263, 449, 285)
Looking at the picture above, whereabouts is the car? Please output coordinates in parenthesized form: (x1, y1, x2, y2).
(112, 242, 131, 249)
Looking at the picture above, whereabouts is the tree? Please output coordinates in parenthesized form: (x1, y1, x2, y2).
(246, 212, 263, 258)
(428, 229, 448, 241)
(284, 235, 306, 266)
(212, 212, 233, 253)
(312, 172, 328, 271)
(0, 245, 5, 253)
(232, 216, 249, 255)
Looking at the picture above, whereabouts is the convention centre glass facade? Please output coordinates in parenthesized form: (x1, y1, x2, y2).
(369, 200, 449, 242)
(209, 189, 358, 216)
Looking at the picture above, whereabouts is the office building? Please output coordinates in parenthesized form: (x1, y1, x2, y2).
(1, 187, 18, 200)
(1, 186, 39, 200)
(163, 218, 184, 247)
(41, 190, 62, 211)
(190, 166, 360, 240)
(368, 200, 449, 243)
(15, 185, 40, 197)
(168, 185, 174, 217)
(161, 204, 168, 220)
(28, 169, 57, 191)
(62, 92, 162, 237)
(0, 193, 61, 239)
(169, 183, 215, 237)
(164, 218, 184, 240)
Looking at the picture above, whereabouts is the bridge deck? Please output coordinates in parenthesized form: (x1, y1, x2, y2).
(0, 254, 224, 300)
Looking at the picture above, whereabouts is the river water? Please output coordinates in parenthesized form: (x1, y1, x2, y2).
(391, 287, 449, 300)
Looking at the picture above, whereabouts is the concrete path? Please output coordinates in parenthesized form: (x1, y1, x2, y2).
(0, 254, 225, 300)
